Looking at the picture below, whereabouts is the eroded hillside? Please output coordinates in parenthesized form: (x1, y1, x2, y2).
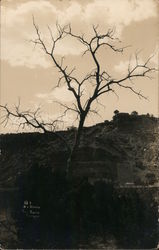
(0, 113, 159, 249)
(0, 113, 158, 187)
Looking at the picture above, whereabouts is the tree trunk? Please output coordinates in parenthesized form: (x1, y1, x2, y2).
(66, 113, 86, 177)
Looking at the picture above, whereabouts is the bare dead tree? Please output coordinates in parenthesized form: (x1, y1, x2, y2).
(0, 19, 157, 175)
(32, 20, 157, 172)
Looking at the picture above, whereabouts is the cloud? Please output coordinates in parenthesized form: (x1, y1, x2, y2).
(114, 47, 158, 74)
(35, 86, 77, 127)
(85, 0, 157, 30)
(150, 45, 159, 67)
(36, 85, 74, 103)
(114, 60, 129, 74)
(114, 56, 144, 74)
(1, 38, 51, 68)
(1, 0, 157, 68)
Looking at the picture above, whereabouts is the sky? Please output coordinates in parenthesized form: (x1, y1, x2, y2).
(0, 0, 159, 133)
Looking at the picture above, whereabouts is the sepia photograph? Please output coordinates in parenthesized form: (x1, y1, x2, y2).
(0, 0, 159, 248)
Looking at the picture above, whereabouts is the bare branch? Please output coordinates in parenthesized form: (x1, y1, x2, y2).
(116, 83, 148, 100)
(0, 104, 71, 152)
(64, 24, 89, 48)
(55, 101, 80, 114)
